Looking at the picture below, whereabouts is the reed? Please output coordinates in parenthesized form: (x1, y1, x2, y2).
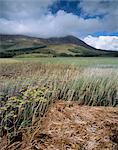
(0, 62, 118, 142)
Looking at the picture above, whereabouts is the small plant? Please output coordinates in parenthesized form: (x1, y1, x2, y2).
(0, 86, 49, 143)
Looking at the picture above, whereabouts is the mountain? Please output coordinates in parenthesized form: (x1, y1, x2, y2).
(0, 34, 118, 57)
(42, 35, 95, 50)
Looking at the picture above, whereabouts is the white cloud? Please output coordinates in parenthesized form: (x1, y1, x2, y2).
(79, 0, 118, 33)
(83, 35, 118, 51)
(0, 10, 104, 38)
(79, 0, 118, 17)
(0, 0, 56, 19)
(0, 18, 30, 34)
(0, 0, 118, 38)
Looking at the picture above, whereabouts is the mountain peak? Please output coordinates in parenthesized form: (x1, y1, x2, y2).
(43, 35, 95, 50)
(63, 35, 78, 38)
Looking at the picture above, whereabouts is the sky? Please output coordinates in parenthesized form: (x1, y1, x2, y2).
(0, 0, 118, 50)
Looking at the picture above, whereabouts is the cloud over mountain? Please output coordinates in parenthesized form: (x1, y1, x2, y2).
(83, 36, 118, 51)
(0, 0, 118, 50)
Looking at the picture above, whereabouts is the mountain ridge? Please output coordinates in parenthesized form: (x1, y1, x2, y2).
(0, 34, 118, 57)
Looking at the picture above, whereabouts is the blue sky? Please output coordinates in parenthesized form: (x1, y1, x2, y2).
(50, 1, 81, 16)
(0, 0, 118, 50)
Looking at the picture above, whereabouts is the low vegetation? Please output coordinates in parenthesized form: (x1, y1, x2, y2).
(0, 58, 118, 149)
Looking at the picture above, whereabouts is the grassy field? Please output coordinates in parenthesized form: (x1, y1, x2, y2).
(1, 56, 118, 67)
(0, 57, 118, 67)
(0, 57, 118, 148)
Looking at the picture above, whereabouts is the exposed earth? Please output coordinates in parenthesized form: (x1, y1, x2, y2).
(0, 101, 118, 150)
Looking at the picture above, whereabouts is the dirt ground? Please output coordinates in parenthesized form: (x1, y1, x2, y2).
(1, 101, 118, 150)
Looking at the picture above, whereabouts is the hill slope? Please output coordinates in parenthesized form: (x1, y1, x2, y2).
(0, 34, 118, 57)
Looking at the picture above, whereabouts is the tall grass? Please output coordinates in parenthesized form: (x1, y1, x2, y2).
(1, 62, 117, 105)
(0, 62, 118, 144)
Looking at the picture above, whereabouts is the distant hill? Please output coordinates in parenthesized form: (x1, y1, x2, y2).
(0, 34, 118, 57)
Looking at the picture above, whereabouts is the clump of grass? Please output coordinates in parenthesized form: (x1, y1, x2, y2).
(72, 76, 118, 106)
(0, 63, 118, 107)
(0, 86, 49, 143)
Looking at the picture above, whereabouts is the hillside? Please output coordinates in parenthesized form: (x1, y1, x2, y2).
(0, 34, 118, 57)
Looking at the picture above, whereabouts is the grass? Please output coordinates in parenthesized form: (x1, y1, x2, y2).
(13, 57, 118, 67)
(15, 53, 54, 58)
(48, 44, 76, 54)
(0, 57, 118, 145)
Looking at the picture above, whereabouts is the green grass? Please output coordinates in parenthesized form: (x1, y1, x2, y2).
(13, 57, 118, 67)
(15, 53, 53, 58)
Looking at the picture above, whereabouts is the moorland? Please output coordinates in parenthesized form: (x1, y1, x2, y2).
(0, 34, 118, 149)
(0, 57, 118, 149)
